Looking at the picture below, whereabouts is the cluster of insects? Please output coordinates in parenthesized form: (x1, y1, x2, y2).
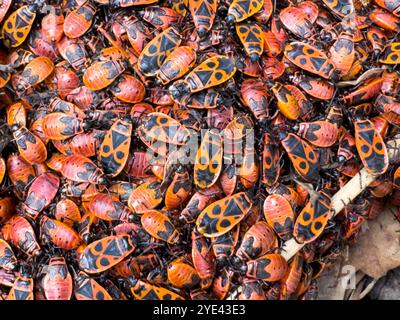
(0, 0, 399, 300)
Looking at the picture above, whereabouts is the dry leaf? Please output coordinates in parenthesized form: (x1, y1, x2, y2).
(347, 205, 400, 279)
(316, 262, 347, 300)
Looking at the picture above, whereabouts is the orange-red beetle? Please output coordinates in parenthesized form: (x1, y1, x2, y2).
(7, 153, 35, 198)
(246, 253, 288, 282)
(74, 271, 113, 300)
(79, 235, 137, 274)
(296, 120, 339, 147)
(83, 60, 125, 91)
(64, 1, 96, 38)
(165, 170, 192, 210)
(99, 118, 132, 177)
(89, 193, 133, 223)
(3, 215, 41, 256)
(263, 194, 295, 240)
(43, 257, 73, 300)
(128, 179, 163, 213)
(280, 253, 303, 299)
(235, 221, 277, 262)
(6, 270, 34, 300)
(280, 133, 320, 183)
(354, 119, 388, 175)
(240, 78, 269, 120)
(157, 46, 196, 85)
(40, 216, 82, 250)
(43, 112, 85, 141)
(239, 279, 266, 300)
(110, 73, 145, 103)
(126, 277, 184, 300)
(192, 231, 216, 289)
(167, 257, 200, 289)
(61, 154, 106, 184)
(55, 198, 81, 227)
(7, 102, 27, 127)
(0, 238, 17, 271)
(21, 172, 60, 220)
(293, 191, 332, 244)
(16, 56, 54, 92)
(189, 0, 217, 36)
(12, 126, 47, 165)
(41, 6, 64, 42)
(196, 192, 252, 238)
(141, 210, 180, 244)
(272, 83, 300, 120)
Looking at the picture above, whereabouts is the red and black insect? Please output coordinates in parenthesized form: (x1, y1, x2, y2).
(12, 126, 47, 165)
(245, 253, 288, 282)
(280, 133, 320, 183)
(138, 26, 182, 77)
(64, 1, 96, 39)
(6, 267, 34, 300)
(3, 215, 41, 256)
(1, 3, 39, 48)
(0, 239, 17, 271)
(293, 191, 332, 244)
(79, 234, 137, 274)
(74, 271, 112, 300)
(196, 192, 252, 237)
(126, 277, 184, 300)
(240, 78, 269, 120)
(42, 257, 73, 300)
(40, 216, 82, 250)
(192, 231, 216, 289)
(99, 118, 132, 177)
(234, 221, 277, 262)
(89, 193, 133, 222)
(167, 257, 200, 289)
(211, 225, 240, 264)
(61, 154, 106, 184)
(141, 210, 180, 244)
(354, 119, 389, 175)
(227, 0, 264, 23)
(21, 172, 60, 220)
(7, 154, 36, 199)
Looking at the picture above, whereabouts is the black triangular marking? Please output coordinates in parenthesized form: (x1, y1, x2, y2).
(358, 129, 375, 144)
(14, 15, 29, 29)
(245, 31, 259, 43)
(224, 199, 243, 216)
(160, 35, 177, 52)
(310, 57, 326, 71)
(103, 240, 122, 256)
(77, 282, 94, 298)
(196, 1, 211, 16)
(194, 70, 213, 85)
(143, 289, 160, 300)
(111, 131, 127, 149)
(237, 0, 250, 13)
(162, 124, 178, 139)
(14, 289, 30, 300)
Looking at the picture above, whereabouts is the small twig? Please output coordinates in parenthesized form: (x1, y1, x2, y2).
(358, 278, 378, 300)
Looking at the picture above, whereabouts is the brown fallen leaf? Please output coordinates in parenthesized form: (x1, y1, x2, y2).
(347, 205, 400, 279)
(316, 262, 346, 300)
